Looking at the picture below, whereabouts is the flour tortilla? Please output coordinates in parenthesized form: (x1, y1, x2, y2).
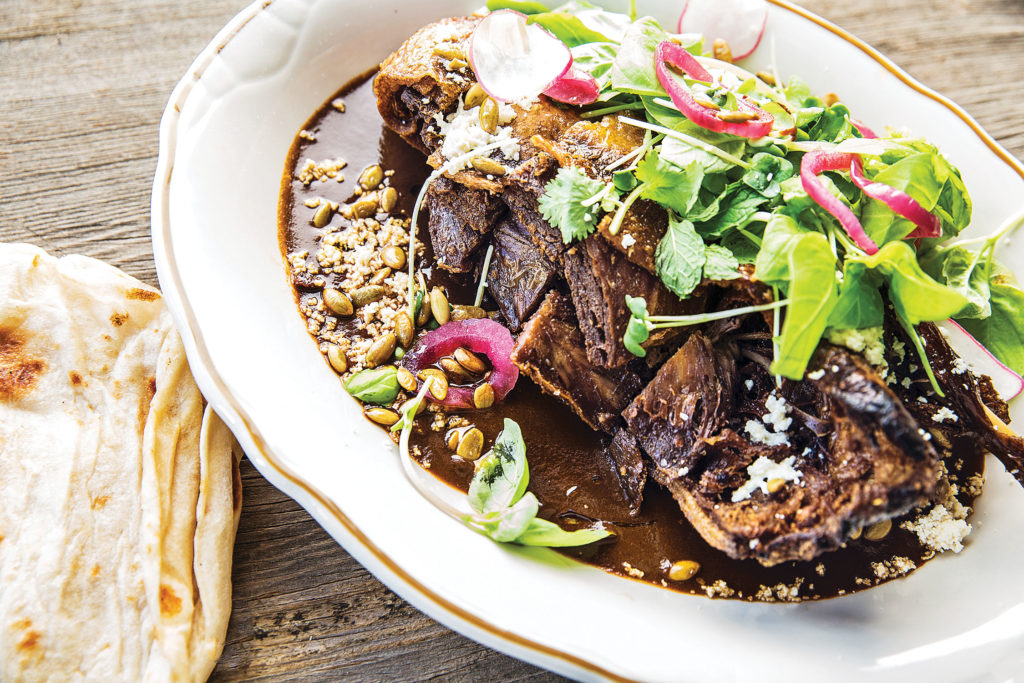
(0, 243, 241, 682)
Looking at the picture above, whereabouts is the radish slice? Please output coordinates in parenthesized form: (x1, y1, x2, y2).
(937, 319, 1024, 401)
(849, 158, 941, 239)
(678, 0, 769, 60)
(469, 10, 572, 103)
(543, 66, 599, 105)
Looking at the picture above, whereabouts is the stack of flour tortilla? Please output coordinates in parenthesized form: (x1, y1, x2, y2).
(0, 243, 241, 681)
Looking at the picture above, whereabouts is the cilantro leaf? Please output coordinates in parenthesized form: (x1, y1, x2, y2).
(538, 166, 606, 244)
(635, 149, 704, 216)
(655, 217, 705, 299)
(703, 244, 740, 281)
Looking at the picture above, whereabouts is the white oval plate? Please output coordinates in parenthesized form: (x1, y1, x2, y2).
(152, 1, 1024, 680)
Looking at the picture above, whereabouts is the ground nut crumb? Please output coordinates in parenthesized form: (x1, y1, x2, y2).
(297, 157, 348, 184)
(871, 556, 916, 579)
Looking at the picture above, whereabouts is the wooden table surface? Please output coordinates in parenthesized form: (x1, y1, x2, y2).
(3, 0, 1022, 679)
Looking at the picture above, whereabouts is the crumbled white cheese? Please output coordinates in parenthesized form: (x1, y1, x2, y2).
(744, 420, 789, 446)
(951, 357, 969, 375)
(731, 455, 802, 502)
(744, 379, 754, 391)
(807, 369, 826, 380)
(826, 326, 887, 371)
(902, 504, 971, 553)
(745, 391, 792, 446)
(436, 100, 518, 167)
(932, 407, 959, 423)
(620, 233, 637, 248)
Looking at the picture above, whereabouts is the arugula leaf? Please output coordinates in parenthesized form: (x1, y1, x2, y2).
(635, 150, 703, 215)
(655, 217, 706, 299)
(514, 516, 613, 547)
(854, 241, 969, 324)
(741, 153, 794, 199)
(609, 17, 671, 96)
(920, 244, 992, 319)
(486, 0, 550, 13)
(960, 277, 1024, 375)
(697, 187, 766, 238)
(807, 104, 855, 142)
(468, 419, 529, 515)
(754, 214, 811, 287)
(771, 233, 839, 379)
(538, 166, 606, 244)
(528, 12, 610, 46)
(828, 261, 885, 329)
(703, 244, 740, 280)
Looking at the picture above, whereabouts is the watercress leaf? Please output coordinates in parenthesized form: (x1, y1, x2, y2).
(528, 12, 610, 47)
(467, 418, 529, 515)
(474, 492, 541, 543)
(696, 187, 765, 238)
(686, 193, 721, 223)
(625, 294, 649, 318)
(827, 262, 885, 329)
(807, 104, 855, 142)
(856, 241, 969, 324)
(571, 42, 620, 93)
(960, 277, 1024, 375)
(514, 516, 612, 547)
(610, 17, 670, 96)
(655, 217, 706, 299)
(741, 153, 794, 199)
(919, 245, 992, 319)
(613, 169, 638, 192)
(784, 76, 820, 108)
(635, 150, 704, 215)
(344, 366, 400, 404)
(753, 213, 811, 288)
(538, 166, 606, 244)
(771, 233, 839, 379)
(486, 0, 550, 13)
(624, 315, 650, 357)
(703, 244, 740, 280)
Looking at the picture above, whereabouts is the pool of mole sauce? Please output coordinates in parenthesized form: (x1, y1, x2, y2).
(279, 69, 984, 601)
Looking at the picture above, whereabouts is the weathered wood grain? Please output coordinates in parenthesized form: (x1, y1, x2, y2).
(1, 0, 1022, 680)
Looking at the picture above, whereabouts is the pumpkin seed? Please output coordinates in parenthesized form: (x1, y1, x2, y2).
(358, 164, 384, 191)
(473, 382, 495, 409)
(326, 345, 348, 374)
(365, 407, 400, 426)
(470, 156, 506, 176)
(718, 110, 757, 123)
(323, 288, 354, 316)
(379, 186, 398, 213)
(712, 37, 733, 62)
(446, 429, 461, 451)
(350, 285, 384, 307)
(430, 287, 450, 325)
(824, 92, 840, 107)
(766, 478, 786, 494)
(433, 44, 466, 60)
(418, 369, 449, 401)
(479, 97, 499, 134)
(849, 526, 863, 540)
(352, 196, 378, 218)
(415, 288, 432, 327)
(864, 519, 892, 541)
(396, 367, 417, 392)
(668, 560, 700, 582)
(454, 347, 487, 374)
(464, 83, 487, 109)
(755, 70, 777, 86)
(394, 311, 414, 348)
(693, 94, 721, 111)
(398, 395, 427, 417)
(381, 245, 406, 270)
(365, 333, 397, 368)
(312, 202, 334, 228)
(369, 267, 392, 285)
(450, 305, 487, 321)
(440, 358, 473, 383)
(457, 427, 484, 460)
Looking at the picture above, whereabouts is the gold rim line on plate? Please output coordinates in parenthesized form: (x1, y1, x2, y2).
(152, 1, 1024, 681)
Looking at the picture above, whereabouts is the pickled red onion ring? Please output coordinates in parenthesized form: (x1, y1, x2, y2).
(800, 151, 879, 254)
(849, 157, 941, 239)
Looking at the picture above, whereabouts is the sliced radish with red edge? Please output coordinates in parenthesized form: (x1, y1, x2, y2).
(469, 10, 572, 103)
(678, 0, 769, 60)
(936, 320, 1024, 402)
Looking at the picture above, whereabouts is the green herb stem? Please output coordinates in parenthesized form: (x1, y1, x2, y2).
(582, 102, 645, 119)
(618, 115, 753, 170)
(606, 131, 662, 172)
(475, 244, 494, 308)
(896, 315, 945, 397)
(646, 299, 790, 328)
(772, 285, 783, 388)
(607, 182, 646, 236)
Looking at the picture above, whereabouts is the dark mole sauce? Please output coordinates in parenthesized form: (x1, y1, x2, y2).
(279, 71, 985, 601)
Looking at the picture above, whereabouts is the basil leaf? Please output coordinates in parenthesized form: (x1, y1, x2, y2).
(635, 150, 704, 215)
(485, 0, 549, 13)
(609, 17, 670, 96)
(771, 233, 839, 379)
(828, 262, 885, 329)
(538, 166, 606, 244)
(960, 278, 1024, 375)
(655, 217, 706, 299)
(344, 367, 400, 404)
(856, 241, 969, 324)
(528, 12, 610, 47)
(703, 244, 740, 281)
(467, 418, 529, 515)
(514, 516, 612, 547)
(474, 492, 540, 543)
(741, 153, 794, 199)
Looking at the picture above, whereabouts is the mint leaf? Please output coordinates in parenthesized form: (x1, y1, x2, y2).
(514, 516, 612, 547)
(635, 150, 703, 216)
(655, 217, 705, 299)
(538, 166, 606, 244)
(703, 244, 740, 280)
(467, 419, 529, 515)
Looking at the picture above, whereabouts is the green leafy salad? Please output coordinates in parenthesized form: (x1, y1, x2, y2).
(490, 0, 1024, 390)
